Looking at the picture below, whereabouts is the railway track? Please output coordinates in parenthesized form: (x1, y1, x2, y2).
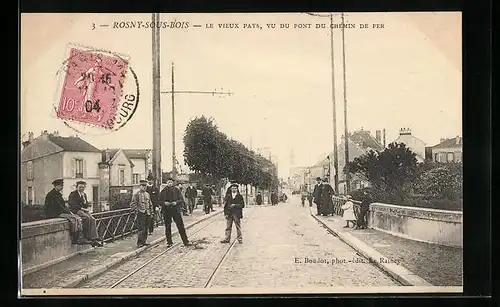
(79, 207, 256, 289)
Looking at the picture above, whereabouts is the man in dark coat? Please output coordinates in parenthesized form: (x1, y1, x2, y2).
(184, 183, 197, 214)
(221, 184, 245, 244)
(68, 181, 103, 247)
(312, 177, 322, 215)
(355, 190, 372, 229)
(130, 180, 153, 248)
(319, 178, 335, 216)
(255, 192, 263, 206)
(270, 192, 278, 206)
(202, 184, 214, 214)
(44, 179, 85, 244)
(146, 178, 160, 234)
(159, 177, 191, 247)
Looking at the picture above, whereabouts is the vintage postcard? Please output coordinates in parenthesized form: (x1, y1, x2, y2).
(19, 12, 463, 296)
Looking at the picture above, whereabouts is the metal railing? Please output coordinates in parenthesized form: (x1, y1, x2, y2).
(93, 208, 164, 243)
(332, 196, 362, 218)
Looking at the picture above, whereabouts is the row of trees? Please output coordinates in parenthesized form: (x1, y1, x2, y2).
(183, 116, 279, 190)
(347, 143, 463, 209)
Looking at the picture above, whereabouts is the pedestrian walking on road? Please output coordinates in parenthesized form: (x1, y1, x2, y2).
(319, 178, 335, 216)
(307, 192, 313, 207)
(312, 177, 322, 215)
(256, 192, 263, 206)
(221, 184, 245, 244)
(68, 181, 103, 247)
(184, 183, 197, 214)
(130, 180, 153, 248)
(202, 184, 214, 214)
(341, 195, 357, 228)
(146, 178, 160, 234)
(44, 179, 86, 245)
(160, 177, 191, 247)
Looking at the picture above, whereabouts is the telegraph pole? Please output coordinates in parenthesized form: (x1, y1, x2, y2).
(329, 12, 339, 194)
(161, 65, 233, 181)
(306, 12, 339, 193)
(151, 13, 162, 189)
(341, 12, 351, 194)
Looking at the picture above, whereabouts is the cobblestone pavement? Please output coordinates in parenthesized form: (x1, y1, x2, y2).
(318, 215, 463, 286)
(80, 198, 399, 289)
(22, 209, 219, 289)
(211, 198, 400, 288)
(79, 210, 242, 289)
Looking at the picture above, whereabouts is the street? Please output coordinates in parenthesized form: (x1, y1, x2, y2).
(79, 195, 400, 289)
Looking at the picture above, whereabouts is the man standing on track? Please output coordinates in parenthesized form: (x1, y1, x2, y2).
(130, 180, 153, 248)
(221, 183, 245, 244)
(159, 177, 191, 247)
(184, 183, 197, 214)
(146, 178, 160, 234)
(202, 184, 214, 214)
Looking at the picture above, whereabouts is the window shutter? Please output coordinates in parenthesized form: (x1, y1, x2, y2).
(83, 159, 87, 178)
(32, 187, 35, 204)
(71, 158, 75, 178)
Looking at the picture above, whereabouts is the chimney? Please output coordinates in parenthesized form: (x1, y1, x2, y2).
(383, 129, 386, 147)
(456, 136, 461, 145)
(375, 130, 381, 143)
(399, 127, 411, 136)
(440, 138, 446, 143)
(52, 130, 59, 137)
(28, 132, 34, 142)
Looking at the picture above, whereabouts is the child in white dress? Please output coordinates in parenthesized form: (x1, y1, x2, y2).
(341, 195, 356, 228)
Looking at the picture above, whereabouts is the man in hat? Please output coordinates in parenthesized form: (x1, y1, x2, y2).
(202, 183, 214, 214)
(355, 190, 371, 230)
(319, 177, 335, 216)
(312, 177, 323, 215)
(159, 177, 191, 247)
(221, 183, 245, 244)
(68, 180, 103, 247)
(130, 180, 154, 248)
(146, 178, 160, 233)
(44, 179, 86, 244)
(184, 183, 197, 214)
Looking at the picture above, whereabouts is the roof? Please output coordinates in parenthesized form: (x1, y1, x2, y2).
(123, 149, 151, 159)
(432, 137, 462, 149)
(349, 130, 384, 151)
(101, 148, 150, 165)
(48, 135, 101, 153)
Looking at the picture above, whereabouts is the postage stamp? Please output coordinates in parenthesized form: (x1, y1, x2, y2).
(55, 45, 139, 132)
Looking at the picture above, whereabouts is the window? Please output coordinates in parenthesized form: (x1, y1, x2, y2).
(439, 152, 447, 163)
(75, 159, 84, 178)
(26, 161, 34, 180)
(119, 169, 125, 186)
(133, 173, 139, 184)
(447, 152, 455, 163)
(434, 153, 439, 162)
(27, 187, 33, 205)
(455, 152, 462, 162)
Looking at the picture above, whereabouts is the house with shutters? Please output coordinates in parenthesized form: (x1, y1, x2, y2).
(20, 130, 102, 211)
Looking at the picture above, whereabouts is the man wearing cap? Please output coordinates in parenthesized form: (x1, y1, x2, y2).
(159, 177, 191, 247)
(221, 183, 245, 244)
(146, 178, 160, 234)
(68, 181, 103, 247)
(312, 177, 323, 215)
(202, 184, 214, 214)
(130, 180, 154, 248)
(44, 179, 86, 244)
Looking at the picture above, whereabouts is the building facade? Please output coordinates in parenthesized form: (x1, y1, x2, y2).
(431, 136, 462, 163)
(391, 128, 426, 162)
(21, 131, 102, 211)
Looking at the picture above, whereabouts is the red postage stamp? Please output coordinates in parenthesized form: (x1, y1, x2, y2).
(56, 47, 130, 129)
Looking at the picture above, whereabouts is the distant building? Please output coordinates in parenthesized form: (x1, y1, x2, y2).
(21, 131, 102, 211)
(390, 128, 426, 163)
(431, 136, 463, 163)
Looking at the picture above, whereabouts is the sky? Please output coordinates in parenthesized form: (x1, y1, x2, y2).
(21, 12, 462, 179)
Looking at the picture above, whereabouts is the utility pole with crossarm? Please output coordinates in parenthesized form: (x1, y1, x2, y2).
(161, 62, 233, 180)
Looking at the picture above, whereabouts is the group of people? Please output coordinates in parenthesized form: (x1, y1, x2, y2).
(255, 191, 286, 206)
(312, 177, 336, 216)
(44, 179, 103, 247)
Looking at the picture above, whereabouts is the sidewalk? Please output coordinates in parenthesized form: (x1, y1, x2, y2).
(21, 209, 223, 289)
(311, 210, 463, 287)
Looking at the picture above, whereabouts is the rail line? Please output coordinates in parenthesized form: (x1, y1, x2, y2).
(106, 206, 257, 289)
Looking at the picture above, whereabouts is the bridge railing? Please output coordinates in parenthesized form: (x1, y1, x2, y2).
(332, 196, 362, 218)
(93, 208, 164, 243)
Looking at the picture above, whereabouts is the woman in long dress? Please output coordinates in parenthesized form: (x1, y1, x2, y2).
(341, 195, 357, 228)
